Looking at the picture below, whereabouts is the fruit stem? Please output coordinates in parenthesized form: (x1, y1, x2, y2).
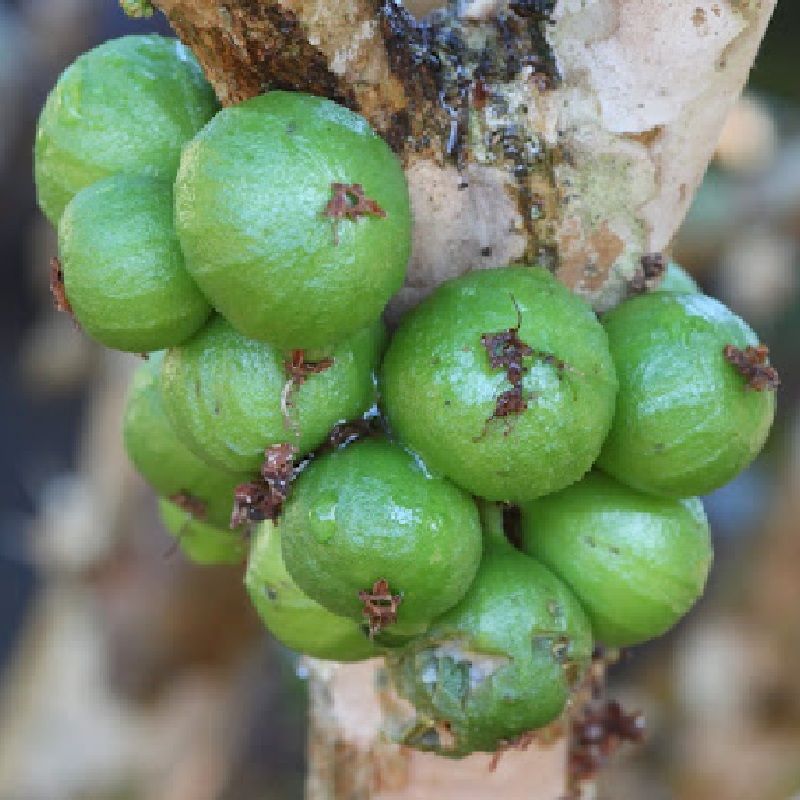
(477, 500, 511, 553)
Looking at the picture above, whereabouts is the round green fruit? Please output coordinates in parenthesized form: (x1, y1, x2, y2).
(35, 35, 218, 225)
(598, 292, 776, 497)
(655, 262, 700, 294)
(174, 91, 411, 349)
(124, 352, 252, 529)
(59, 175, 210, 352)
(280, 438, 483, 640)
(160, 316, 384, 473)
(159, 498, 247, 566)
(389, 516, 591, 757)
(381, 267, 618, 503)
(245, 521, 377, 662)
(520, 472, 712, 647)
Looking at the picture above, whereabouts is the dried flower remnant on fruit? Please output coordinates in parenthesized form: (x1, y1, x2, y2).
(628, 252, 666, 295)
(723, 344, 780, 391)
(322, 183, 386, 245)
(284, 350, 335, 385)
(169, 491, 208, 521)
(358, 578, 403, 637)
(488, 730, 538, 772)
(230, 443, 297, 528)
(281, 350, 335, 429)
(569, 700, 646, 784)
(49, 257, 74, 318)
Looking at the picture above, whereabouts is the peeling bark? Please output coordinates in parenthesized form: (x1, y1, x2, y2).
(148, 0, 777, 796)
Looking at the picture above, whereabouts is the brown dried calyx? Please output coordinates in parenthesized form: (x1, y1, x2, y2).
(723, 344, 780, 391)
(49, 257, 75, 319)
(488, 730, 538, 772)
(628, 252, 666, 295)
(169, 491, 208, 521)
(569, 700, 646, 784)
(322, 183, 386, 244)
(230, 443, 297, 528)
(281, 350, 335, 429)
(358, 578, 403, 638)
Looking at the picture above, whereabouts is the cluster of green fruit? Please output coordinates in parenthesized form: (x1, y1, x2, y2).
(36, 35, 778, 758)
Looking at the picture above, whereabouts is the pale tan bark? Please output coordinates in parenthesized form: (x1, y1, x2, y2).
(147, 1, 778, 797)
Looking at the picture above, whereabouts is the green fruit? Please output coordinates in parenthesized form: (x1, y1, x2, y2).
(245, 521, 377, 662)
(520, 472, 712, 647)
(124, 352, 251, 529)
(175, 92, 411, 349)
(381, 266, 618, 503)
(160, 316, 384, 473)
(389, 508, 592, 757)
(59, 175, 210, 352)
(35, 35, 218, 225)
(655, 262, 700, 294)
(598, 292, 776, 497)
(280, 438, 483, 640)
(159, 498, 247, 565)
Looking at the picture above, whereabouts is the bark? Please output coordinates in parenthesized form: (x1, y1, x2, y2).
(148, 0, 777, 796)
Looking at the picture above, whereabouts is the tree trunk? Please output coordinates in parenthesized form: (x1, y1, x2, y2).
(149, 0, 777, 796)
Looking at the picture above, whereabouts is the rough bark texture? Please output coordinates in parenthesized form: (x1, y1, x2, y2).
(148, 0, 777, 797)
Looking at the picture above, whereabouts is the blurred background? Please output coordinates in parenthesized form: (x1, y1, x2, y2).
(0, 2, 798, 799)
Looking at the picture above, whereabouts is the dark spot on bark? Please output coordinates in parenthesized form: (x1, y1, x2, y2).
(628, 252, 666, 295)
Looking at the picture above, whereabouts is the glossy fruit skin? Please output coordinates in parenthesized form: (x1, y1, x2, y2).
(389, 543, 592, 757)
(280, 439, 483, 639)
(655, 262, 700, 294)
(381, 267, 618, 503)
(598, 292, 776, 497)
(124, 352, 251, 529)
(175, 92, 411, 350)
(520, 472, 712, 647)
(59, 175, 210, 352)
(35, 35, 218, 225)
(246, 521, 377, 662)
(159, 499, 247, 566)
(160, 316, 384, 473)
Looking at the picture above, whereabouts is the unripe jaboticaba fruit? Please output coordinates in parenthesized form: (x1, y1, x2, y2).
(35, 35, 218, 225)
(389, 546, 592, 757)
(245, 521, 377, 662)
(655, 262, 700, 294)
(174, 92, 411, 350)
(160, 316, 384, 474)
(520, 472, 712, 647)
(598, 292, 776, 497)
(123, 352, 251, 529)
(58, 175, 210, 352)
(159, 498, 247, 566)
(280, 439, 483, 641)
(380, 267, 618, 503)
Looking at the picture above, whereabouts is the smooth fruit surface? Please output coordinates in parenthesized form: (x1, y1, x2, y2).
(124, 352, 251, 528)
(280, 439, 482, 639)
(175, 92, 411, 349)
(598, 292, 776, 497)
(59, 175, 210, 352)
(381, 267, 618, 503)
(520, 472, 712, 647)
(160, 317, 384, 473)
(246, 521, 377, 662)
(159, 498, 247, 565)
(389, 545, 592, 757)
(35, 35, 218, 225)
(655, 262, 700, 294)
